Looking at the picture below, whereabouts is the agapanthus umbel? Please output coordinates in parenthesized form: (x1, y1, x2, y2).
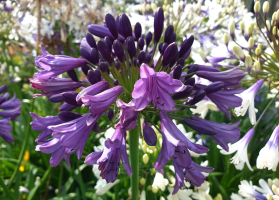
(0, 85, 21, 142)
(30, 7, 244, 195)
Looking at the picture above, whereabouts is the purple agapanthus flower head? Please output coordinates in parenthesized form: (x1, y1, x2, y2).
(85, 128, 132, 183)
(0, 85, 21, 142)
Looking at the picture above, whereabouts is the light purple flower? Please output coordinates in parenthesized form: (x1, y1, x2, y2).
(132, 64, 184, 111)
(154, 111, 208, 171)
(30, 78, 82, 97)
(0, 118, 14, 142)
(85, 128, 132, 183)
(34, 46, 87, 79)
(184, 116, 241, 151)
(51, 114, 99, 159)
(30, 112, 64, 142)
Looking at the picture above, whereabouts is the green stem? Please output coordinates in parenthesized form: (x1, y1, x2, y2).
(0, 177, 16, 200)
(129, 120, 140, 200)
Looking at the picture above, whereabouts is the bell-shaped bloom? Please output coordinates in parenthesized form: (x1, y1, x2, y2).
(115, 99, 138, 131)
(30, 78, 82, 97)
(85, 128, 132, 183)
(36, 138, 71, 167)
(132, 64, 184, 111)
(83, 86, 123, 115)
(257, 126, 279, 171)
(207, 88, 244, 120)
(0, 118, 14, 142)
(196, 67, 245, 87)
(172, 159, 213, 194)
(152, 172, 169, 191)
(237, 180, 266, 200)
(154, 111, 208, 171)
(51, 114, 99, 159)
(184, 116, 241, 151)
(35, 46, 87, 79)
(220, 128, 254, 171)
(0, 105, 21, 120)
(30, 112, 64, 142)
(234, 79, 264, 125)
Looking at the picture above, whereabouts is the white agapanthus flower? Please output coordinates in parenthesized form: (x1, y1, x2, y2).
(167, 186, 193, 200)
(192, 181, 212, 200)
(220, 129, 255, 171)
(257, 126, 279, 171)
(234, 79, 264, 125)
(152, 172, 169, 191)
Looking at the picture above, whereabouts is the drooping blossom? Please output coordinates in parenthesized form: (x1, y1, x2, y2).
(220, 128, 255, 171)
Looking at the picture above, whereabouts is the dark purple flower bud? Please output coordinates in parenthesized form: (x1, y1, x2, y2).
(95, 70, 101, 82)
(169, 48, 179, 68)
(145, 53, 152, 64)
(105, 13, 118, 39)
(59, 102, 78, 111)
(154, 7, 164, 43)
(188, 64, 199, 74)
(141, 34, 145, 40)
(184, 77, 195, 86)
(97, 40, 113, 64)
(164, 25, 174, 44)
(134, 22, 142, 41)
(49, 94, 63, 103)
(115, 61, 120, 70)
(82, 65, 90, 76)
(113, 40, 125, 62)
(90, 48, 100, 65)
(191, 90, 206, 105)
(138, 51, 146, 65)
(138, 38, 145, 50)
(172, 86, 193, 100)
(86, 33, 97, 49)
(170, 33, 176, 43)
(204, 81, 224, 94)
(143, 121, 157, 146)
(58, 111, 82, 122)
(61, 91, 80, 106)
(133, 58, 137, 66)
(162, 42, 178, 66)
(119, 13, 132, 38)
(88, 70, 98, 85)
(80, 45, 99, 65)
(107, 110, 114, 121)
(67, 69, 79, 82)
(158, 42, 164, 52)
(104, 37, 113, 52)
(113, 80, 119, 86)
(100, 62, 109, 72)
(151, 63, 154, 68)
(146, 31, 152, 46)
(126, 36, 136, 58)
(161, 43, 168, 54)
(0, 85, 8, 94)
(173, 64, 182, 79)
(179, 35, 194, 58)
(88, 24, 125, 41)
(92, 123, 101, 133)
(183, 47, 191, 60)
(177, 58, 185, 67)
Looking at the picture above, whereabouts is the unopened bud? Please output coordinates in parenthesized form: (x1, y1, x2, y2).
(142, 143, 147, 153)
(198, 49, 207, 62)
(140, 178, 146, 185)
(253, 61, 261, 75)
(245, 55, 252, 73)
(248, 37, 254, 49)
(152, 186, 159, 193)
(266, 194, 273, 200)
(147, 185, 152, 191)
(206, 102, 219, 112)
(232, 46, 245, 61)
(228, 19, 235, 39)
(263, 1, 270, 16)
(247, 26, 253, 36)
(143, 154, 149, 164)
(223, 33, 230, 45)
(276, 11, 279, 22)
(240, 22, 245, 33)
(254, 1, 261, 16)
(214, 194, 223, 200)
(143, 121, 157, 146)
(266, 20, 271, 31)
(272, 184, 279, 196)
(255, 47, 262, 56)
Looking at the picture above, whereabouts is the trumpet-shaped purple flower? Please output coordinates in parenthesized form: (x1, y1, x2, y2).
(30, 112, 64, 142)
(196, 67, 245, 87)
(184, 116, 241, 151)
(36, 138, 71, 167)
(85, 128, 132, 183)
(115, 100, 138, 131)
(51, 114, 99, 159)
(172, 159, 213, 194)
(132, 64, 184, 111)
(0, 118, 14, 142)
(34, 46, 87, 79)
(154, 111, 208, 171)
(30, 78, 82, 97)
